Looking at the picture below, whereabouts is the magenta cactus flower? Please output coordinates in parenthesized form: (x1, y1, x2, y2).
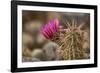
(41, 19, 59, 39)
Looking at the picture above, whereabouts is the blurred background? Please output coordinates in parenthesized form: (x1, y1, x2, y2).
(22, 10, 90, 62)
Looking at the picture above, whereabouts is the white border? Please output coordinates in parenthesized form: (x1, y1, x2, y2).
(17, 5, 94, 68)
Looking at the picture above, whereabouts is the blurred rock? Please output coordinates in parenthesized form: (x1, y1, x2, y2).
(22, 46, 32, 57)
(36, 33, 48, 46)
(24, 21, 42, 35)
(31, 49, 45, 61)
(43, 42, 62, 61)
(82, 30, 90, 41)
(22, 57, 40, 62)
(83, 41, 89, 50)
(56, 48, 64, 60)
(83, 52, 90, 59)
(22, 32, 34, 48)
(31, 58, 40, 62)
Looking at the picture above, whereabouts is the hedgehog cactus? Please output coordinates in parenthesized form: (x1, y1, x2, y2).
(60, 20, 84, 60)
(41, 19, 88, 60)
